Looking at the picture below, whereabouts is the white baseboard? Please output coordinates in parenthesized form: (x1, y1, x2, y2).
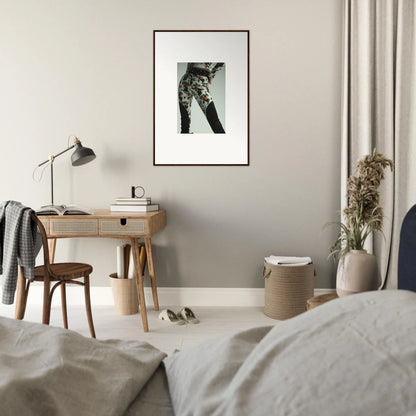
(5, 285, 335, 307)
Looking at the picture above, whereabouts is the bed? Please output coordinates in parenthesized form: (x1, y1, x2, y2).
(1, 290, 415, 416)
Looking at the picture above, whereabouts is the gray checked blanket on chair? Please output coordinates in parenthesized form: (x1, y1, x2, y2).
(0, 201, 39, 304)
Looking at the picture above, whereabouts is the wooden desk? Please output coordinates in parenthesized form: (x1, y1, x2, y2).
(34, 209, 166, 332)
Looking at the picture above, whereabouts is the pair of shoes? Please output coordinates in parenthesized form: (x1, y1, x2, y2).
(177, 307, 199, 324)
(158, 307, 199, 325)
(158, 309, 185, 325)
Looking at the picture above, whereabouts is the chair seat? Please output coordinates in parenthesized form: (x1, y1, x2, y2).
(34, 263, 93, 281)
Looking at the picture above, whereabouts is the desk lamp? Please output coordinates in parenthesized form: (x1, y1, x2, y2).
(37, 137, 96, 209)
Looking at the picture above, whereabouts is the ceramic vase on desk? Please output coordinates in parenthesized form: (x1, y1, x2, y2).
(336, 250, 378, 297)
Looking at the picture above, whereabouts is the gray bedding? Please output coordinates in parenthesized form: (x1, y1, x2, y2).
(1, 290, 416, 416)
(0, 317, 172, 416)
(165, 290, 416, 416)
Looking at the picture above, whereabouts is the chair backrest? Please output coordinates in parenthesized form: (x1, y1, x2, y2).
(30, 212, 51, 272)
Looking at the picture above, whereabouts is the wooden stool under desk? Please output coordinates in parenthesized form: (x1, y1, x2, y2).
(15, 209, 166, 332)
(306, 293, 339, 310)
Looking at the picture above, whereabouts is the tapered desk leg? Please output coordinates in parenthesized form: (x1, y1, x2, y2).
(49, 238, 56, 263)
(144, 237, 159, 311)
(131, 238, 148, 332)
(15, 266, 27, 319)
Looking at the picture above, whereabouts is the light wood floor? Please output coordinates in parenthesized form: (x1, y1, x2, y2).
(0, 302, 277, 355)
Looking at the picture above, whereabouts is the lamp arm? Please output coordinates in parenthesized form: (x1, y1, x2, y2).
(38, 144, 76, 167)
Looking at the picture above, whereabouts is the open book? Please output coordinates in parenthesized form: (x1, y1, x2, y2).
(36, 205, 93, 216)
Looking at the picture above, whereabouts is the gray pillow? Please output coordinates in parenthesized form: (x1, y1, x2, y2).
(164, 326, 272, 416)
(164, 290, 416, 416)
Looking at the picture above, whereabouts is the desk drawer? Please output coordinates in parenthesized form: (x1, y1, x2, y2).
(49, 219, 98, 236)
(99, 219, 147, 236)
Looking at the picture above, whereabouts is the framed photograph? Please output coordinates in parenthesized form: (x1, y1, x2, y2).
(153, 30, 249, 166)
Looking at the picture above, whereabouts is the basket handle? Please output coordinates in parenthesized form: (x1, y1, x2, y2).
(262, 265, 272, 279)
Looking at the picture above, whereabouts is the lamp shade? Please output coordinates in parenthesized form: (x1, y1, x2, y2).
(71, 142, 96, 166)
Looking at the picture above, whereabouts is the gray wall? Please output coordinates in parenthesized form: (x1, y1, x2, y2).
(0, 0, 342, 288)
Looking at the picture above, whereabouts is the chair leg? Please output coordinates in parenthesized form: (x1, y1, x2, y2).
(42, 281, 52, 325)
(61, 283, 68, 329)
(84, 275, 96, 338)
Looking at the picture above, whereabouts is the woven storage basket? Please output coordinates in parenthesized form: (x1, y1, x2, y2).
(109, 273, 139, 315)
(263, 262, 315, 320)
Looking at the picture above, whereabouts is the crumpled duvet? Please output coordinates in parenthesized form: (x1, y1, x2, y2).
(2, 290, 416, 416)
(164, 290, 416, 416)
(0, 317, 166, 416)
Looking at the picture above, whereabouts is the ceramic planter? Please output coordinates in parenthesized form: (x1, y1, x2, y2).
(336, 250, 378, 297)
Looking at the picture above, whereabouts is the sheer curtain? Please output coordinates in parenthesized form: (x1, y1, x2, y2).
(341, 0, 416, 288)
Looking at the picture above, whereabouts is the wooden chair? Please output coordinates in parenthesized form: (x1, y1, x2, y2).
(15, 213, 96, 338)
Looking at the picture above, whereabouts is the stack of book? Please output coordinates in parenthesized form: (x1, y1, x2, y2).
(110, 197, 160, 212)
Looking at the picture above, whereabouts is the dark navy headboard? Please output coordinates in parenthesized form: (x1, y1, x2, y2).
(398, 204, 416, 291)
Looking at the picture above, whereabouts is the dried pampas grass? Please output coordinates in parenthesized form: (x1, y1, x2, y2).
(328, 150, 393, 259)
